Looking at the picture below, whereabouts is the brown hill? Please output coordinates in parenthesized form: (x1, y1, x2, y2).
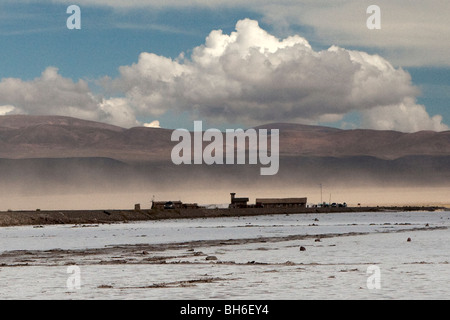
(1, 116, 450, 161)
(255, 123, 450, 159)
(0, 115, 171, 161)
(0, 115, 449, 196)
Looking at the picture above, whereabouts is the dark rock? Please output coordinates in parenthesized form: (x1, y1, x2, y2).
(206, 256, 218, 261)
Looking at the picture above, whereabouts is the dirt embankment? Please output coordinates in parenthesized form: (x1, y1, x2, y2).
(0, 206, 446, 227)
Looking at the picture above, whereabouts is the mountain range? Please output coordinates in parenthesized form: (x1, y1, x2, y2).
(1, 115, 450, 160)
(0, 115, 449, 196)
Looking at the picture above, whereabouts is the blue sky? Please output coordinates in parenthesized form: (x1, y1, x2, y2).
(0, 1, 449, 132)
(0, 3, 263, 79)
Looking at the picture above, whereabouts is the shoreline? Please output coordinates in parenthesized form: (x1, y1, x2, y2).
(0, 206, 447, 227)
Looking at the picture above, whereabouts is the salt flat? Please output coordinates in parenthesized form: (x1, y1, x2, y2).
(0, 211, 449, 299)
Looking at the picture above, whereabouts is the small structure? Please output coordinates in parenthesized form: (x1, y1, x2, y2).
(229, 193, 249, 208)
(182, 203, 200, 209)
(151, 200, 183, 210)
(255, 197, 307, 208)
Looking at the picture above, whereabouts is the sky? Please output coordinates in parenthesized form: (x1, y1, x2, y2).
(0, 0, 449, 132)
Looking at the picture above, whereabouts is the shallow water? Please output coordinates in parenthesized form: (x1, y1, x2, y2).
(0, 211, 449, 299)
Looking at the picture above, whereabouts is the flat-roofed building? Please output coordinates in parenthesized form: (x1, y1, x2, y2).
(182, 203, 200, 209)
(255, 197, 307, 208)
(229, 193, 249, 208)
(151, 200, 183, 209)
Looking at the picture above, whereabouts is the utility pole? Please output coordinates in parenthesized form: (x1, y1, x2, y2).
(319, 184, 323, 205)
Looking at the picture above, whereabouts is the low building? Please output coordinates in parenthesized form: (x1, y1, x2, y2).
(151, 200, 183, 210)
(229, 193, 249, 208)
(182, 203, 200, 209)
(255, 197, 307, 208)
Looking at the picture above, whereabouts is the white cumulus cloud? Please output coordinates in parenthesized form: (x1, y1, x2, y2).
(143, 120, 161, 128)
(361, 98, 449, 132)
(1, 18, 447, 132)
(0, 67, 139, 128)
(0, 67, 100, 120)
(0, 105, 16, 116)
(106, 19, 447, 132)
(49, 0, 450, 67)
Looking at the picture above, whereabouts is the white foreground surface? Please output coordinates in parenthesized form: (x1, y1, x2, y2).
(0, 211, 449, 299)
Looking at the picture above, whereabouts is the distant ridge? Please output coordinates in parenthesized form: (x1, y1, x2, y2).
(0, 115, 450, 161)
(0, 115, 124, 131)
(253, 122, 342, 133)
(0, 115, 449, 194)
